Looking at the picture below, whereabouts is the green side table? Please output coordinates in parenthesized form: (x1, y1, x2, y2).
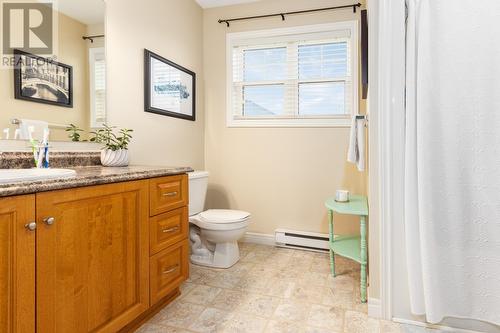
(325, 194, 368, 303)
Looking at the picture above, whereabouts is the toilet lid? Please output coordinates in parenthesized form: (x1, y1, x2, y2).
(199, 209, 250, 224)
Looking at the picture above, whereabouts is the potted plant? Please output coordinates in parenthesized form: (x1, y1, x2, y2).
(90, 124, 133, 167)
(65, 124, 84, 142)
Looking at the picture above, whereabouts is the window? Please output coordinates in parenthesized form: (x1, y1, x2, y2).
(89, 47, 106, 128)
(227, 22, 358, 127)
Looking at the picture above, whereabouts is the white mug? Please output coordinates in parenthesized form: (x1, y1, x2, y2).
(335, 190, 350, 202)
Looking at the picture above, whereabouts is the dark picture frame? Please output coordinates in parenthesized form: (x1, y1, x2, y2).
(144, 49, 196, 121)
(13, 49, 73, 108)
(361, 9, 368, 99)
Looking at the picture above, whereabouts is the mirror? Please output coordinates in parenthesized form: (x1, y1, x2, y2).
(0, 0, 105, 142)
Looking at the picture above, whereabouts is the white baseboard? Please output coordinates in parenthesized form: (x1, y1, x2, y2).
(368, 298, 382, 318)
(241, 232, 275, 246)
(393, 318, 483, 333)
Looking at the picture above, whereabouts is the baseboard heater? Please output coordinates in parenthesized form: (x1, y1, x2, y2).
(274, 228, 329, 252)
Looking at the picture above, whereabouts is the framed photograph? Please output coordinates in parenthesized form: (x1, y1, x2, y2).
(144, 49, 195, 121)
(13, 49, 73, 107)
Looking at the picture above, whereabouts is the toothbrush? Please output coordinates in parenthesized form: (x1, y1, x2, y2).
(43, 129, 50, 168)
(44, 143, 49, 168)
(28, 126, 38, 168)
(30, 138, 38, 167)
(37, 128, 50, 168)
(37, 144, 45, 168)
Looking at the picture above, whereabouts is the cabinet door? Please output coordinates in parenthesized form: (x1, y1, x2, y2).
(36, 181, 149, 333)
(0, 195, 36, 333)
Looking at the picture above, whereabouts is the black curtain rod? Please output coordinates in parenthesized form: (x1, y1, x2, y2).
(218, 3, 362, 27)
(82, 34, 105, 43)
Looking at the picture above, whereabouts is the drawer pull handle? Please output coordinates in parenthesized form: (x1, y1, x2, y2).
(162, 191, 178, 197)
(162, 226, 179, 233)
(163, 265, 179, 274)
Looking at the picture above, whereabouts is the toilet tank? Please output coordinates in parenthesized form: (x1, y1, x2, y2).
(188, 171, 209, 216)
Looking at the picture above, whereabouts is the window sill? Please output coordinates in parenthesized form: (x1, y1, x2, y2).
(226, 117, 351, 128)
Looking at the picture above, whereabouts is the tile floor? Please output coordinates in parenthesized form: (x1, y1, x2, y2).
(136, 243, 439, 333)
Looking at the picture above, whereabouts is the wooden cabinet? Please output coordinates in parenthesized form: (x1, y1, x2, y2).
(36, 180, 149, 333)
(148, 175, 189, 307)
(0, 195, 36, 333)
(0, 173, 189, 333)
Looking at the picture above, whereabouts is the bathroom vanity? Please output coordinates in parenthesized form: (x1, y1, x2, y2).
(0, 159, 191, 333)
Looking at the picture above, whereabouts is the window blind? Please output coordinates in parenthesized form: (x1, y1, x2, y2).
(230, 29, 353, 122)
(93, 58, 106, 124)
(89, 47, 106, 127)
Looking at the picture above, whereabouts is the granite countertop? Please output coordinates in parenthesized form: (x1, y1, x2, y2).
(0, 165, 193, 197)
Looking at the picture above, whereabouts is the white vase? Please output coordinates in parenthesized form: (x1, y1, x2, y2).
(100, 149, 129, 167)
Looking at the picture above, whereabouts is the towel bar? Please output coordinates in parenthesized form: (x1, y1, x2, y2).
(10, 118, 67, 129)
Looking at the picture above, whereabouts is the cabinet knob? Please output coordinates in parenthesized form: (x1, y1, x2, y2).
(44, 217, 55, 225)
(25, 222, 37, 231)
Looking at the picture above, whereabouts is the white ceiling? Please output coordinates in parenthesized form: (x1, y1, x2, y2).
(196, 0, 261, 9)
(56, 0, 105, 25)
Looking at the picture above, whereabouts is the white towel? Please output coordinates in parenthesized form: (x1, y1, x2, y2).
(347, 116, 366, 171)
(18, 119, 49, 141)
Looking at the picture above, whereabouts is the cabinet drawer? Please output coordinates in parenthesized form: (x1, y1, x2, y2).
(150, 207, 188, 255)
(150, 240, 189, 305)
(149, 175, 188, 216)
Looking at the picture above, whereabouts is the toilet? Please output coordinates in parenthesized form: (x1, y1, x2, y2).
(188, 171, 251, 268)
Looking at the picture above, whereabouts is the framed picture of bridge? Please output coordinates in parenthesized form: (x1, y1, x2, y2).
(144, 49, 195, 121)
(13, 49, 73, 108)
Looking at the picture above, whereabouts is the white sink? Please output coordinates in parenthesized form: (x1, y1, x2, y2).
(0, 168, 77, 184)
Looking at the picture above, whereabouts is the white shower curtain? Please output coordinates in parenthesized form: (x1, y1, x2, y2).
(404, 0, 500, 325)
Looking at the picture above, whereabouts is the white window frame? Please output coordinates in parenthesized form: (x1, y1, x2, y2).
(226, 21, 359, 128)
(89, 47, 106, 128)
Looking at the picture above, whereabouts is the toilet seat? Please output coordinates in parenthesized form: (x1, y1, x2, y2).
(190, 209, 250, 231)
(200, 209, 250, 223)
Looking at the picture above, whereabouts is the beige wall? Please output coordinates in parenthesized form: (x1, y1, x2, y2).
(203, 0, 367, 236)
(0, 12, 89, 141)
(105, 0, 205, 169)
